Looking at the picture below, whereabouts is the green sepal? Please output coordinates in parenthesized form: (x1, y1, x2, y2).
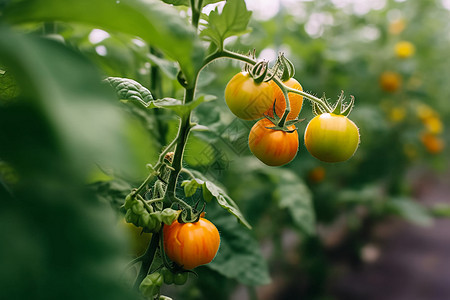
(312, 102, 327, 116)
(341, 95, 355, 117)
(331, 90, 345, 115)
(279, 53, 295, 81)
(250, 61, 269, 84)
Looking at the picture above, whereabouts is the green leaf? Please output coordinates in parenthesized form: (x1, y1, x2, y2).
(4, 0, 205, 84)
(105, 76, 153, 103)
(430, 203, 450, 218)
(200, 0, 252, 48)
(269, 169, 316, 235)
(0, 68, 19, 103)
(161, 0, 224, 6)
(157, 94, 216, 116)
(0, 29, 139, 300)
(190, 170, 251, 229)
(181, 179, 203, 197)
(385, 197, 433, 227)
(147, 53, 178, 79)
(0, 28, 147, 179)
(106, 76, 210, 115)
(202, 182, 213, 202)
(206, 202, 270, 286)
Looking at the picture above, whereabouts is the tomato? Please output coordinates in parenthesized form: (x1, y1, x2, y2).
(308, 166, 326, 183)
(173, 272, 188, 285)
(224, 72, 274, 120)
(265, 78, 303, 120)
(420, 132, 444, 154)
(248, 118, 299, 166)
(304, 113, 360, 163)
(163, 218, 220, 270)
(379, 71, 402, 92)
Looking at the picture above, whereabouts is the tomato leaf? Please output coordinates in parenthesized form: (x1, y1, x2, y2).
(205, 201, 271, 286)
(4, 0, 205, 84)
(146, 53, 178, 79)
(0, 28, 140, 299)
(105, 77, 154, 103)
(200, 0, 252, 49)
(269, 169, 316, 235)
(181, 179, 203, 198)
(189, 170, 251, 229)
(165, 94, 216, 116)
(106, 78, 216, 115)
(385, 197, 433, 227)
(0, 68, 19, 104)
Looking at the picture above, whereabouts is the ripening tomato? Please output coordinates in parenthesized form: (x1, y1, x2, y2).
(420, 132, 444, 154)
(265, 78, 303, 120)
(304, 113, 360, 163)
(248, 118, 299, 166)
(163, 218, 220, 270)
(224, 72, 274, 120)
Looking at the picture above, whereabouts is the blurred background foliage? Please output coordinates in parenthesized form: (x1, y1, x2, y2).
(1, 0, 449, 299)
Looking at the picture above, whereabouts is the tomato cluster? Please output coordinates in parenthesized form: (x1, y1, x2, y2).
(225, 72, 360, 166)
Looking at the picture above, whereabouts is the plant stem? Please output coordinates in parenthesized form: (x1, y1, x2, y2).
(165, 87, 196, 203)
(272, 77, 291, 127)
(190, 0, 202, 29)
(133, 232, 160, 290)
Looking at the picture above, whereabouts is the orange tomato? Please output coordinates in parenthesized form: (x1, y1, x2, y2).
(265, 78, 303, 121)
(163, 218, 220, 270)
(248, 118, 299, 166)
(420, 132, 444, 154)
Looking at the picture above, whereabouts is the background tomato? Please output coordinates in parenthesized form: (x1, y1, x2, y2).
(265, 78, 303, 120)
(248, 118, 299, 166)
(163, 218, 220, 270)
(224, 72, 274, 120)
(379, 71, 402, 92)
(304, 113, 360, 163)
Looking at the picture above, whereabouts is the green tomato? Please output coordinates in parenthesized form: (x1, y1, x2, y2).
(161, 268, 174, 285)
(173, 272, 188, 285)
(224, 72, 274, 120)
(304, 113, 360, 163)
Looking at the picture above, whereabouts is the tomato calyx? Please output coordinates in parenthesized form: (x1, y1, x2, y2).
(176, 200, 205, 224)
(313, 90, 355, 117)
(249, 61, 269, 84)
(264, 99, 304, 132)
(278, 53, 295, 82)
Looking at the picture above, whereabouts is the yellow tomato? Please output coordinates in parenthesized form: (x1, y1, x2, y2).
(395, 41, 415, 59)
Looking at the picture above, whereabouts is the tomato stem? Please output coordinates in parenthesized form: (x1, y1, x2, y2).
(202, 49, 332, 113)
(272, 77, 291, 128)
(133, 232, 160, 290)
